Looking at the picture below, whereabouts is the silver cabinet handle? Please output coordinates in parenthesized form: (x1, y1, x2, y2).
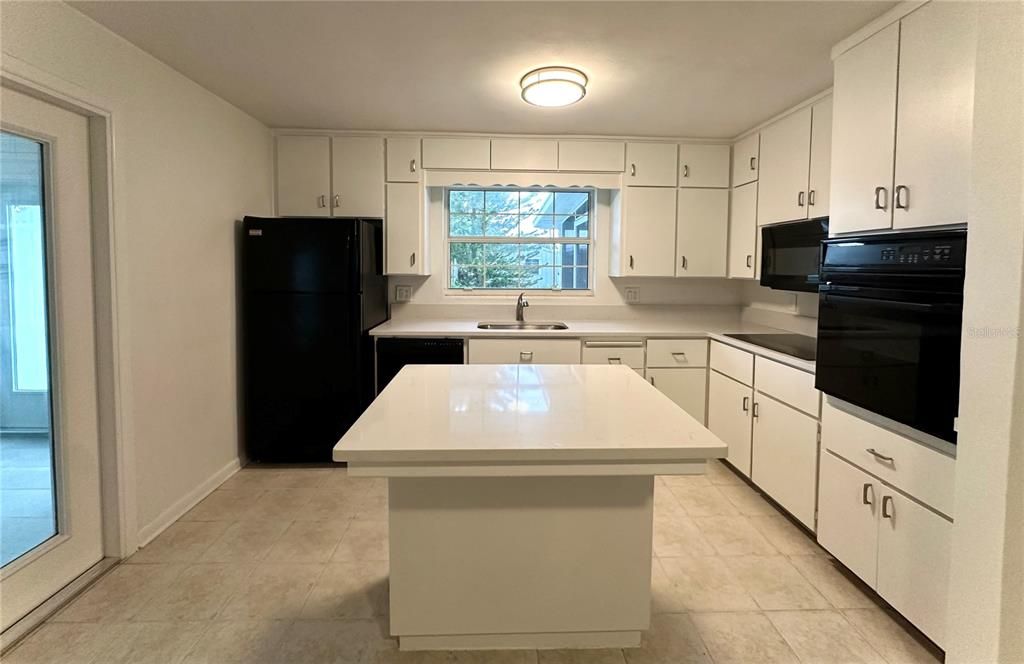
(607, 357, 622, 364)
(318, 194, 327, 208)
(881, 495, 894, 520)
(649, 375, 656, 387)
(874, 186, 888, 210)
(895, 185, 909, 210)
(630, 163, 636, 177)
(752, 402, 759, 418)
(409, 252, 416, 267)
(682, 164, 689, 178)
(680, 255, 687, 270)
(808, 190, 816, 206)
(866, 448, 894, 463)
(746, 255, 753, 268)
(333, 194, 340, 208)
(671, 352, 687, 361)
(742, 396, 750, 412)
(797, 191, 805, 207)
(749, 156, 757, 171)
(519, 351, 533, 362)
(862, 482, 874, 506)
(629, 255, 635, 270)
(410, 158, 417, 173)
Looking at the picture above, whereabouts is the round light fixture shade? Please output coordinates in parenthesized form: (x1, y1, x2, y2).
(520, 67, 588, 107)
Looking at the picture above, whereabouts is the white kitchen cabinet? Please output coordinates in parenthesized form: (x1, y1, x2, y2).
(646, 339, 708, 369)
(892, 2, 977, 230)
(731, 133, 760, 187)
(709, 340, 753, 387)
(421, 137, 490, 169)
(756, 107, 812, 226)
(830, 23, 899, 234)
(625, 143, 678, 187)
(727, 182, 758, 279)
(808, 96, 833, 217)
(676, 189, 728, 277)
(385, 183, 428, 276)
(581, 341, 645, 372)
(707, 370, 753, 477)
(275, 135, 331, 217)
(387, 137, 421, 183)
(557, 140, 625, 172)
(467, 339, 581, 365)
(490, 139, 558, 171)
(817, 451, 880, 586)
(678, 144, 730, 188)
(610, 187, 677, 277)
(331, 137, 385, 218)
(751, 396, 819, 529)
(876, 488, 952, 647)
(648, 368, 707, 425)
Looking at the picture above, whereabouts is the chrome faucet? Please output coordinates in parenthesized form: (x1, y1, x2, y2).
(515, 292, 530, 322)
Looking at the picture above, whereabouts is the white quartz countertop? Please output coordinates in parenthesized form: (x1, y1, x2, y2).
(333, 364, 728, 465)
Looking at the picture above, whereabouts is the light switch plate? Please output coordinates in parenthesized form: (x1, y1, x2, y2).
(624, 287, 640, 304)
(395, 285, 413, 302)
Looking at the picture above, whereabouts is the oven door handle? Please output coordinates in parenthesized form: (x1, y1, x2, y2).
(821, 293, 957, 313)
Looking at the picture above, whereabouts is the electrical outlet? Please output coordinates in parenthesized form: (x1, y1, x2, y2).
(624, 287, 640, 304)
(394, 285, 413, 302)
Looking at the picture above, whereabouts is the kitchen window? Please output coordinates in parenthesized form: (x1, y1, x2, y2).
(446, 187, 592, 291)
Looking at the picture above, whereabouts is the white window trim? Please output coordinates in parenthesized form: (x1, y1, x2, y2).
(443, 186, 595, 296)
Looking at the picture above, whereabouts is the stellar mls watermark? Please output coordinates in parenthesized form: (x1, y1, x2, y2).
(965, 326, 1021, 338)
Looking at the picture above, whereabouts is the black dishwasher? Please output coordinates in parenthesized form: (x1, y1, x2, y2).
(375, 337, 465, 393)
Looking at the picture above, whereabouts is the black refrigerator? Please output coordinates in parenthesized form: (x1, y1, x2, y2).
(240, 217, 388, 463)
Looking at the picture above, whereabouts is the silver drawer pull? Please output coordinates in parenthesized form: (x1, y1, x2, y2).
(742, 396, 749, 413)
(519, 351, 533, 362)
(881, 495, 894, 520)
(671, 352, 687, 361)
(866, 448, 894, 463)
(862, 483, 874, 506)
(607, 357, 622, 364)
(410, 158, 417, 173)
(682, 164, 689, 178)
(749, 156, 756, 171)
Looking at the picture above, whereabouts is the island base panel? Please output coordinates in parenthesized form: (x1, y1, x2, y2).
(388, 475, 654, 650)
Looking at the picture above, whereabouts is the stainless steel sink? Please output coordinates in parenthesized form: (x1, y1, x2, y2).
(477, 321, 569, 330)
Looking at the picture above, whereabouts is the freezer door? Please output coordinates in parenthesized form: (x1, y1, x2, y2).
(242, 216, 359, 293)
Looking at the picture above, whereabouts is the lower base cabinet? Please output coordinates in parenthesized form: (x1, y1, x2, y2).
(750, 395, 819, 529)
(467, 339, 581, 364)
(817, 450, 952, 647)
(707, 370, 753, 476)
(647, 368, 707, 425)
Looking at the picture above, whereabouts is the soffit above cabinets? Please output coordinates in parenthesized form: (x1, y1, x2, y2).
(70, 1, 894, 138)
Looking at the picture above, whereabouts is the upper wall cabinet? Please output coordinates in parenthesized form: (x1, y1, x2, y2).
(728, 182, 758, 279)
(678, 144, 730, 188)
(731, 133, 760, 187)
(386, 137, 421, 183)
(756, 96, 833, 226)
(276, 135, 332, 217)
(331, 137, 385, 217)
(609, 187, 677, 277)
(557, 140, 625, 172)
(491, 139, 558, 171)
(830, 2, 977, 235)
(676, 188, 728, 277)
(385, 182, 429, 276)
(421, 137, 491, 169)
(625, 142, 678, 187)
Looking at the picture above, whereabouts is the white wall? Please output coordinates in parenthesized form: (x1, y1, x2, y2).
(739, 281, 818, 336)
(1, 3, 273, 546)
(946, 2, 1024, 661)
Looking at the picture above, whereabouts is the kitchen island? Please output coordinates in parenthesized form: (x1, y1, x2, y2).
(333, 364, 727, 651)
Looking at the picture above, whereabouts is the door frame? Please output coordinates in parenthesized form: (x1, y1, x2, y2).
(1, 57, 136, 564)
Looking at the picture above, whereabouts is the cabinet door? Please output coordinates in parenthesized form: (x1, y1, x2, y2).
(331, 137, 385, 217)
(893, 2, 978, 230)
(622, 187, 677, 277)
(466, 339, 581, 365)
(751, 396, 819, 529)
(276, 135, 331, 217)
(557, 141, 625, 172)
(386, 137, 421, 183)
(707, 370, 753, 476)
(830, 22, 899, 235)
(421, 137, 490, 169)
(816, 452, 879, 587)
(385, 183, 427, 276)
(626, 143, 678, 186)
(731, 133, 760, 186)
(876, 490, 952, 647)
(676, 189, 728, 277)
(490, 139, 558, 171)
(807, 96, 833, 217)
(678, 144, 730, 188)
(727, 182, 758, 278)
(647, 368, 707, 425)
(756, 107, 812, 226)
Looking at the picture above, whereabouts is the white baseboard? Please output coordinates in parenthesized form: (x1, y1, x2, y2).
(135, 457, 241, 548)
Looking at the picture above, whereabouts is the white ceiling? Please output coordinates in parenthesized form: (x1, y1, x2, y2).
(71, 1, 893, 138)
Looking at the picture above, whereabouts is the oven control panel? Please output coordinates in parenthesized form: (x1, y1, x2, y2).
(822, 229, 967, 272)
(880, 244, 955, 264)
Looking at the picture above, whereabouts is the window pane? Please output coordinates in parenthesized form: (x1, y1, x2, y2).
(483, 214, 517, 237)
(485, 190, 519, 213)
(484, 266, 523, 289)
(450, 242, 483, 265)
(554, 191, 589, 215)
(519, 214, 554, 238)
(450, 214, 484, 236)
(450, 265, 483, 289)
(520, 191, 554, 215)
(450, 190, 484, 214)
(522, 265, 554, 289)
(523, 243, 554, 267)
(556, 214, 589, 238)
(484, 243, 520, 265)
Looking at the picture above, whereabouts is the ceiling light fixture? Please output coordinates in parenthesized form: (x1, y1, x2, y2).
(520, 67, 588, 108)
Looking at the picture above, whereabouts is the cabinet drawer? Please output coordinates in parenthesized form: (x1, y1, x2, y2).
(467, 339, 580, 365)
(710, 341, 753, 386)
(421, 138, 490, 169)
(646, 339, 708, 369)
(754, 356, 820, 416)
(821, 400, 956, 517)
(581, 342, 645, 369)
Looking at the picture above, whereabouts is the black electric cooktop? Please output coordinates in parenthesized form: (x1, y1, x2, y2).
(724, 333, 817, 362)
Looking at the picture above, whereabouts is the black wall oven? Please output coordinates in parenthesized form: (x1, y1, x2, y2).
(760, 217, 829, 293)
(815, 228, 967, 443)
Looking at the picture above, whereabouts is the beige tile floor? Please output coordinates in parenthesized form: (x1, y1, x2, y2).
(6, 461, 943, 664)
